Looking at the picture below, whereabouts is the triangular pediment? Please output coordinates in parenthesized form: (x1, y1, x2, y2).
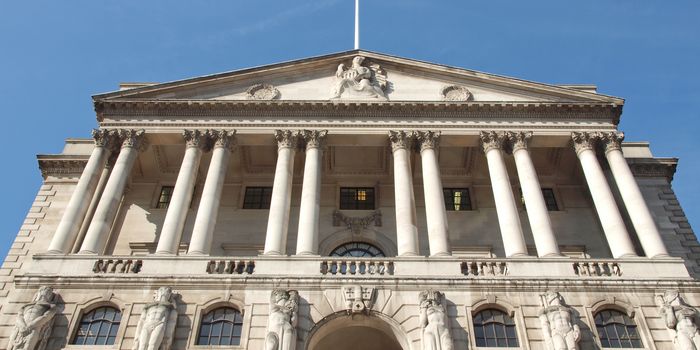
(94, 50, 622, 105)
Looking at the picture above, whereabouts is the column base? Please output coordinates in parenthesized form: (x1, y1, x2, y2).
(430, 252, 452, 257)
(76, 250, 98, 255)
(294, 252, 320, 257)
(541, 252, 568, 258)
(187, 251, 208, 256)
(154, 251, 177, 256)
(507, 253, 530, 258)
(397, 252, 420, 257)
(261, 251, 285, 256)
(45, 250, 67, 255)
(649, 253, 671, 259)
(616, 253, 639, 259)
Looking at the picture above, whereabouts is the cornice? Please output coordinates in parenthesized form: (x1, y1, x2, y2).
(37, 155, 89, 179)
(627, 157, 678, 182)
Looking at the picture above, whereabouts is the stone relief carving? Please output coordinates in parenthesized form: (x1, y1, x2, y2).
(657, 290, 700, 350)
(538, 291, 581, 350)
(331, 56, 388, 100)
(265, 289, 299, 350)
(342, 285, 376, 314)
(246, 83, 280, 100)
(332, 209, 382, 235)
(419, 290, 454, 350)
(480, 131, 507, 153)
(133, 286, 179, 350)
(8, 286, 59, 350)
(441, 85, 473, 102)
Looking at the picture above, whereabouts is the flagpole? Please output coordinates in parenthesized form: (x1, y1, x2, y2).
(354, 0, 360, 49)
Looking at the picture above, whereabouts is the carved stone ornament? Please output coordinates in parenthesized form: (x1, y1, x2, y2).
(419, 290, 454, 350)
(538, 291, 581, 350)
(208, 129, 237, 151)
(416, 131, 441, 152)
(274, 130, 300, 150)
(8, 286, 60, 350)
(118, 129, 148, 151)
(507, 131, 533, 153)
(343, 285, 376, 314)
(302, 129, 328, 149)
(601, 131, 625, 154)
(265, 289, 299, 350)
(571, 131, 601, 156)
(389, 130, 413, 152)
(92, 129, 113, 148)
(657, 290, 700, 350)
(182, 129, 209, 150)
(331, 56, 388, 100)
(332, 209, 382, 235)
(133, 286, 179, 350)
(246, 83, 280, 100)
(441, 85, 473, 102)
(480, 131, 507, 153)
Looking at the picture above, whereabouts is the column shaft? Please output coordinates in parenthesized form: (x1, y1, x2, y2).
(417, 131, 450, 256)
(295, 130, 327, 255)
(79, 130, 146, 254)
(48, 130, 112, 254)
(509, 132, 561, 257)
(73, 166, 112, 253)
(481, 132, 528, 257)
(156, 130, 205, 255)
(603, 133, 669, 258)
(187, 130, 235, 255)
(263, 130, 298, 255)
(390, 131, 419, 256)
(572, 132, 637, 258)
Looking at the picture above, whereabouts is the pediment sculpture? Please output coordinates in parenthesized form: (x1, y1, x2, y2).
(331, 56, 388, 100)
(538, 291, 581, 350)
(420, 290, 454, 350)
(658, 290, 700, 350)
(265, 289, 299, 350)
(8, 286, 59, 350)
(133, 286, 179, 350)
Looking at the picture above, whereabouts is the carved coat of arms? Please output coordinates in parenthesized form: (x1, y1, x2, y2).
(331, 56, 388, 100)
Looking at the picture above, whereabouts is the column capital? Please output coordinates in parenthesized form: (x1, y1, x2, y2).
(571, 132, 601, 156)
(415, 131, 440, 152)
(388, 130, 413, 152)
(118, 129, 148, 151)
(506, 131, 533, 153)
(302, 130, 328, 150)
(601, 131, 625, 154)
(91, 129, 114, 148)
(274, 130, 300, 150)
(183, 129, 210, 151)
(480, 131, 507, 153)
(208, 129, 237, 151)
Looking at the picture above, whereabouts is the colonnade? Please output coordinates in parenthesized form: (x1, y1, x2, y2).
(47, 128, 669, 259)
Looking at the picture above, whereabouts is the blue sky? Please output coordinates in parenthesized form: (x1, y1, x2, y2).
(0, 1, 698, 258)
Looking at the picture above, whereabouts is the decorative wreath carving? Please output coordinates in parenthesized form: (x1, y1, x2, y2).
(246, 83, 280, 100)
(441, 85, 473, 102)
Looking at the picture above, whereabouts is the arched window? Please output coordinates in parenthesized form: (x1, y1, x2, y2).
(72, 306, 121, 345)
(197, 307, 244, 346)
(330, 242, 385, 257)
(473, 309, 519, 347)
(595, 309, 642, 348)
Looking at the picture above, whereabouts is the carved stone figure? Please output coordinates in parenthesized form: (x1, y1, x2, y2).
(419, 290, 453, 350)
(8, 286, 59, 350)
(331, 56, 387, 100)
(133, 286, 178, 350)
(265, 289, 299, 350)
(658, 290, 700, 350)
(538, 291, 581, 350)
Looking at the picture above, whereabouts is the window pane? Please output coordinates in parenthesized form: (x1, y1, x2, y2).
(339, 187, 375, 210)
(594, 310, 642, 348)
(243, 187, 273, 209)
(72, 307, 122, 346)
(542, 188, 559, 211)
(473, 309, 518, 348)
(443, 188, 472, 211)
(157, 186, 174, 209)
(330, 242, 385, 257)
(198, 307, 244, 345)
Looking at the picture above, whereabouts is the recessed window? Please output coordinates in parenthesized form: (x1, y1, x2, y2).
(156, 186, 174, 209)
(243, 187, 273, 209)
(473, 309, 519, 348)
(197, 307, 244, 346)
(72, 306, 122, 345)
(519, 188, 559, 211)
(595, 309, 643, 348)
(340, 187, 375, 210)
(330, 242, 385, 257)
(443, 188, 472, 211)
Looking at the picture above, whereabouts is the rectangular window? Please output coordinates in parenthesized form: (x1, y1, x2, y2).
(156, 186, 174, 209)
(520, 188, 559, 211)
(339, 187, 375, 210)
(243, 187, 273, 209)
(443, 188, 472, 211)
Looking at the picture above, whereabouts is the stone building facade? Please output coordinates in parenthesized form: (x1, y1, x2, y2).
(1, 50, 698, 350)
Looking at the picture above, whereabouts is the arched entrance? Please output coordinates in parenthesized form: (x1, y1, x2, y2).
(305, 311, 409, 350)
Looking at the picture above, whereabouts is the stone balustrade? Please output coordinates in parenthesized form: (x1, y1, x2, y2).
(320, 259, 394, 276)
(206, 259, 255, 274)
(92, 259, 142, 274)
(573, 260, 622, 277)
(460, 260, 508, 276)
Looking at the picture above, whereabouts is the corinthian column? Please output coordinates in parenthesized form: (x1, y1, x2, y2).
(156, 130, 209, 255)
(187, 130, 236, 255)
(481, 131, 528, 257)
(48, 129, 114, 254)
(572, 132, 636, 258)
(416, 131, 451, 257)
(263, 130, 299, 256)
(389, 131, 419, 256)
(79, 129, 147, 254)
(507, 132, 561, 257)
(602, 132, 669, 258)
(295, 130, 327, 256)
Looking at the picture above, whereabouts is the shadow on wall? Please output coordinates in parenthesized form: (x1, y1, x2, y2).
(446, 299, 469, 350)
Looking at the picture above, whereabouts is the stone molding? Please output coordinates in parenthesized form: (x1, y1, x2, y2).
(38, 158, 88, 179)
(479, 131, 507, 153)
(627, 158, 677, 181)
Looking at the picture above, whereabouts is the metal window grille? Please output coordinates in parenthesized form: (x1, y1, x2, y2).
(339, 187, 375, 210)
(242, 187, 273, 209)
(197, 307, 244, 346)
(595, 310, 643, 348)
(473, 309, 519, 348)
(330, 242, 385, 257)
(443, 188, 472, 211)
(156, 186, 174, 209)
(72, 306, 122, 345)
